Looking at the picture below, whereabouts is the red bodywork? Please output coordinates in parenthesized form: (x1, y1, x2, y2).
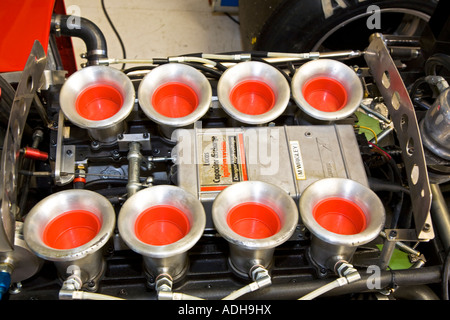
(0, 0, 77, 74)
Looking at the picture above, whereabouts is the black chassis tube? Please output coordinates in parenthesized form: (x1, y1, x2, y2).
(179, 266, 442, 300)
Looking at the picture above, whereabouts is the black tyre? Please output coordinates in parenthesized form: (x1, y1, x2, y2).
(239, 0, 438, 52)
(0, 75, 15, 144)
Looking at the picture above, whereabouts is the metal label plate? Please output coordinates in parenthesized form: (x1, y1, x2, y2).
(289, 140, 306, 180)
(197, 130, 248, 192)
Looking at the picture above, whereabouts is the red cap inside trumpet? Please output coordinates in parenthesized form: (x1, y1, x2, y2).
(76, 84, 123, 120)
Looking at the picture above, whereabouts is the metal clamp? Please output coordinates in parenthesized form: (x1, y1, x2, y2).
(117, 133, 151, 152)
(54, 111, 75, 186)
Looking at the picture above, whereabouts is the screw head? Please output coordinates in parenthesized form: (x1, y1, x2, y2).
(388, 230, 397, 239)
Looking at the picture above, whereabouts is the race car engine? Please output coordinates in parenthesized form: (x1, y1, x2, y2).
(0, 7, 449, 304)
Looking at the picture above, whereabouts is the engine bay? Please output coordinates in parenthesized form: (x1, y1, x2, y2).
(1, 7, 450, 304)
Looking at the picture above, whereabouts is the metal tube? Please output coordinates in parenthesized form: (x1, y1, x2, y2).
(33, 94, 52, 128)
(143, 254, 189, 283)
(18, 130, 44, 218)
(127, 142, 143, 197)
(359, 102, 391, 124)
(53, 250, 105, 286)
(380, 231, 421, 257)
(378, 232, 398, 270)
(202, 53, 251, 61)
(267, 50, 362, 60)
(168, 56, 217, 67)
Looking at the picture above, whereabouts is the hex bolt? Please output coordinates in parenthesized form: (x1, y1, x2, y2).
(423, 223, 431, 232)
(91, 141, 100, 150)
(388, 230, 397, 240)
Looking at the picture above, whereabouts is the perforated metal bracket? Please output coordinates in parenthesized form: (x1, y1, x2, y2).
(364, 34, 434, 241)
(0, 41, 47, 252)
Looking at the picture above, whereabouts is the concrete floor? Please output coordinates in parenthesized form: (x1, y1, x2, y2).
(63, 0, 242, 69)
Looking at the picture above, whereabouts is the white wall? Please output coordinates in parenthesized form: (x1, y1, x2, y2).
(64, 0, 242, 69)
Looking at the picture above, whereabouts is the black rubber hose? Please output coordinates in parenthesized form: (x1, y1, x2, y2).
(123, 66, 156, 75)
(393, 285, 440, 300)
(368, 177, 410, 195)
(84, 179, 127, 189)
(214, 62, 228, 72)
(182, 62, 223, 79)
(252, 266, 442, 300)
(51, 14, 108, 66)
(251, 56, 292, 84)
(122, 59, 169, 75)
(390, 191, 405, 229)
(443, 249, 450, 300)
(425, 53, 450, 76)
